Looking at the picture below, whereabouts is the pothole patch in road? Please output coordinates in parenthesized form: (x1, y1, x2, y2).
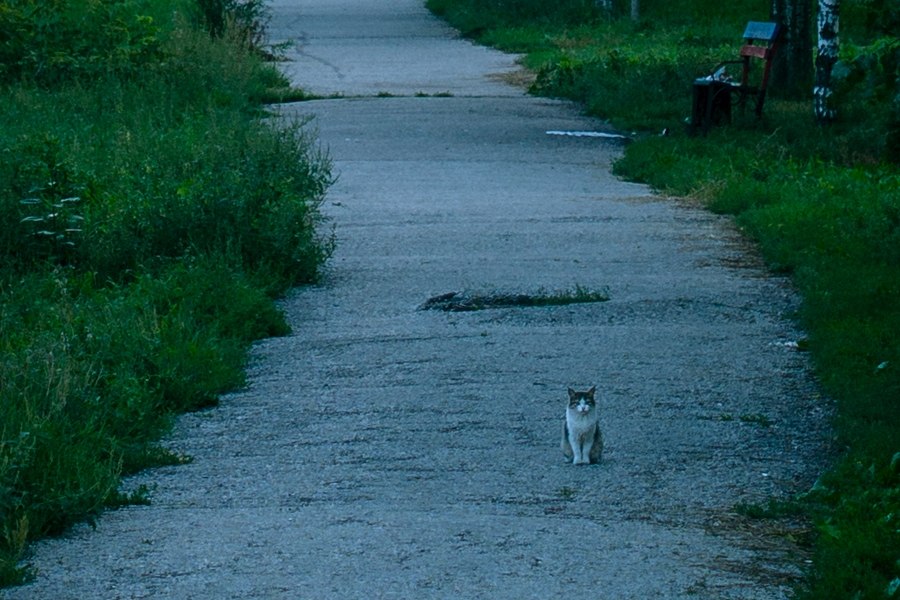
(545, 130, 630, 141)
(418, 286, 609, 312)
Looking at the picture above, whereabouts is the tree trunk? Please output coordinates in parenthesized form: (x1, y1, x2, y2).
(770, 0, 814, 96)
(631, 0, 639, 21)
(814, 0, 840, 123)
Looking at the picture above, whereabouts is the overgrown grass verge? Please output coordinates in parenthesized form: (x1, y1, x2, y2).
(617, 128, 899, 600)
(0, 0, 330, 586)
(428, 1, 898, 598)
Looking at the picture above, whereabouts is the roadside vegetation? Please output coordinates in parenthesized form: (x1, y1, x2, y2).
(427, 0, 898, 598)
(0, 0, 330, 585)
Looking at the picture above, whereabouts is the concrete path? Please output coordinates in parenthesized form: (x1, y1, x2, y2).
(5, 1, 830, 599)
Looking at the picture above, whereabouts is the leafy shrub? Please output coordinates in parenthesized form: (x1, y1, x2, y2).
(834, 37, 900, 162)
(0, 0, 165, 85)
(0, 134, 87, 267)
(194, 0, 269, 50)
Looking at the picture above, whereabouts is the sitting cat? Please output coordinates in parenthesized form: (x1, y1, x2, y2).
(562, 386, 603, 465)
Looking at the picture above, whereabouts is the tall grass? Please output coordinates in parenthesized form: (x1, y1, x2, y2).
(0, 260, 289, 576)
(430, 1, 899, 598)
(0, 0, 330, 586)
(0, 21, 330, 286)
(428, 0, 599, 33)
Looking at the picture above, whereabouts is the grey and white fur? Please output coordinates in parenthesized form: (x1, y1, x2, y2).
(562, 386, 603, 465)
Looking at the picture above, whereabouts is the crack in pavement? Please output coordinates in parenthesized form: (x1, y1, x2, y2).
(289, 33, 346, 81)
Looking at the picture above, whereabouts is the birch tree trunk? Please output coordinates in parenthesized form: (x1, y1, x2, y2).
(631, 0, 639, 21)
(814, 0, 840, 123)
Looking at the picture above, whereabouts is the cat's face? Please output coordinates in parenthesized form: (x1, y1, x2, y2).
(567, 386, 597, 414)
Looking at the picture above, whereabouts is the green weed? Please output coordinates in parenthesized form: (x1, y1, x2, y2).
(195, 0, 269, 49)
(0, 0, 166, 85)
(557, 486, 578, 500)
(739, 413, 773, 428)
(735, 497, 806, 519)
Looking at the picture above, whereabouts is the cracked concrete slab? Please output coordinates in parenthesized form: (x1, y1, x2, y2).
(267, 0, 523, 97)
(4, 1, 831, 599)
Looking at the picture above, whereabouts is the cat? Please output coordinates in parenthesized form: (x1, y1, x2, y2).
(561, 386, 603, 465)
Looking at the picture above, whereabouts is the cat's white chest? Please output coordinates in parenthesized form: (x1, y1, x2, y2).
(564, 400, 602, 465)
(566, 405, 598, 434)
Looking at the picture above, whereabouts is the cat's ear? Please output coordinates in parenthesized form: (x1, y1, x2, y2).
(587, 386, 596, 398)
(567, 387, 577, 400)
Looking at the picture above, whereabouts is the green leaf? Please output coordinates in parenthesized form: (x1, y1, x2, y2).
(818, 520, 842, 539)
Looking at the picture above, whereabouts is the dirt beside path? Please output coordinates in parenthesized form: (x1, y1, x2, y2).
(4, 1, 830, 598)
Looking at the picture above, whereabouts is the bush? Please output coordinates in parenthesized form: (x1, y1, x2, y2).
(0, 0, 166, 85)
(194, 0, 269, 49)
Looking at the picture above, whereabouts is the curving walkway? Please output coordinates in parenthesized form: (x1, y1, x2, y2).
(5, 1, 829, 598)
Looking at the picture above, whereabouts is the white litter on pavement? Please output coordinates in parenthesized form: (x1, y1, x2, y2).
(546, 130, 629, 139)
